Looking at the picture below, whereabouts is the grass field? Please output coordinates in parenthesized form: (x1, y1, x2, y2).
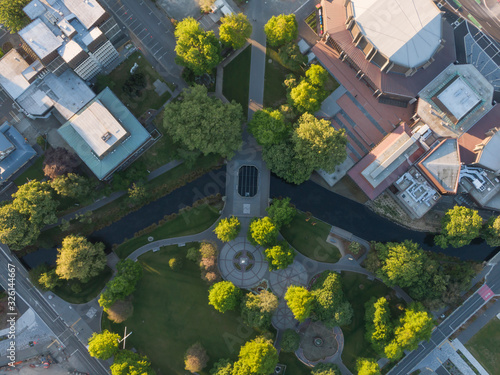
(14, 157, 44, 186)
(53, 266, 112, 304)
(95, 51, 171, 118)
(280, 211, 341, 263)
(465, 318, 500, 374)
(263, 48, 295, 108)
(113, 203, 221, 259)
(223, 45, 252, 115)
(279, 352, 310, 374)
(340, 272, 403, 372)
(103, 243, 257, 374)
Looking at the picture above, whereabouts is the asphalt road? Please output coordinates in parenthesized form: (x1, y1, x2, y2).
(0, 246, 108, 375)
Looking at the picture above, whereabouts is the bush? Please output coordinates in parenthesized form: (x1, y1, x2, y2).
(281, 329, 300, 352)
(187, 246, 199, 262)
(169, 257, 183, 270)
(184, 342, 209, 373)
(349, 241, 362, 254)
(107, 299, 134, 323)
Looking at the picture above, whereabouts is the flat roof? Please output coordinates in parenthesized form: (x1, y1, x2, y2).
(58, 39, 84, 62)
(23, 0, 47, 20)
(475, 130, 500, 173)
(0, 123, 37, 184)
(82, 27, 103, 46)
(62, 0, 106, 29)
(0, 131, 13, 153)
(70, 100, 128, 157)
(19, 19, 63, 60)
(436, 77, 481, 122)
(0, 50, 31, 100)
(350, 0, 442, 68)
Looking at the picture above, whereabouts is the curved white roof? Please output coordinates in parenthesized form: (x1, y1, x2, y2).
(351, 0, 442, 68)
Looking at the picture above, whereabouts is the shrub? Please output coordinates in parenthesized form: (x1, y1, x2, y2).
(107, 299, 134, 323)
(184, 342, 209, 373)
(169, 257, 183, 270)
(349, 241, 362, 254)
(281, 329, 300, 352)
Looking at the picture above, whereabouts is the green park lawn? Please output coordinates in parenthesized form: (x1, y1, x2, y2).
(223, 45, 252, 115)
(95, 51, 171, 118)
(14, 157, 44, 186)
(53, 266, 112, 304)
(279, 352, 310, 374)
(465, 318, 500, 374)
(263, 48, 294, 108)
(280, 211, 341, 263)
(113, 203, 221, 259)
(103, 243, 256, 374)
(340, 272, 403, 372)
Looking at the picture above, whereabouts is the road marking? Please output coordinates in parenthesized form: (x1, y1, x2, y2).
(294, 0, 312, 14)
(478, 284, 494, 301)
(154, 47, 163, 56)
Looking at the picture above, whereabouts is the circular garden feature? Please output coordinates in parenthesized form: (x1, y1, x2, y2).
(298, 321, 339, 362)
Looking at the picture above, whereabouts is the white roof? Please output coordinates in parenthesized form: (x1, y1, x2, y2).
(0, 50, 31, 100)
(58, 39, 84, 62)
(476, 131, 500, 174)
(19, 19, 63, 60)
(82, 27, 103, 46)
(62, 0, 106, 29)
(23, 0, 47, 20)
(437, 77, 481, 121)
(351, 0, 442, 68)
(69, 100, 128, 157)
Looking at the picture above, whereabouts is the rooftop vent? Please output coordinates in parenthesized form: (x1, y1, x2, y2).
(101, 131, 112, 142)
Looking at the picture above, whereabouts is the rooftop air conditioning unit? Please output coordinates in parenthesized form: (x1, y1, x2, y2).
(101, 131, 112, 142)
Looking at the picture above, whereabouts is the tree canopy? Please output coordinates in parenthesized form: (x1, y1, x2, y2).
(50, 173, 94, 199)
(356, 358, 381, 375)
(163, 85, 243, 158)
(208, 281, 241, 313)
(210, 359, 233, 375)
(43, 147, 80, 179)
(311, 363, 341, 375)
(12, 180, 59, 225)
(278, 42, 307, 71)
(110, 350, 156, 375)
(281, 329, 300, 352)
(99, 259, 143, 310)
(56, 235, 106, 282)
(248, 109, 289, 147)
(174, 17, 221, 75)
(264, 14, 298, 47)
(88, 330, 120, 360)
(232, 337, 278, 375)
(241, 290, 278, 329)
(265, 241, 296, 271)
(266, 197, 296, 229)
(248, 217, 279, 246)
(365, 297, 393, 353)
(482, 215, 500, 247)
(0, 205, 39, 250)
(435, 206, 483, 248)
(285, 285, 314, 322)
(219, 13, 252, 49)
(214, 216, 241, 242)
(0, 0, 31, 33)
(184, 342, 209, 373)
(288, 65, 329, 113)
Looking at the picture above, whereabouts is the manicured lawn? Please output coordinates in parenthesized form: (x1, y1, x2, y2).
(137, 132, 177, 171)
(263, 48, 295, 108)
(113, 203, 221, 259)
(53, 266, 112, 304)
(223, 45, 251, 115)
(279, 352, 310, 374)
(340, 272, 403, 372)
(14, 157, 44, 186)
(280, 211, 341, 263)
(95, 51, 171, 117)
(103, 244, 257, 374)
(465, 318, 500, 374)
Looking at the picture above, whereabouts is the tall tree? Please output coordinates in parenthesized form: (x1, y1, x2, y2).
(232, 337, 278, 375)
(281, 329, 300, 352)
(88, 330, 120, 360)
(163, 85, 243, 158)
(265, 241, 296, 271)
(219, 13, 252, 49)
(365, 297, 392, 353)
(293, 113, 347, 173)
(285, 285, 314, 322)
(56, 235, 106, 282)
(278, 42, 307, 71)
(241, 290, 278, 329)
(0, 204, 39, 250)
(248, 109, 289, 147)
(482, 215, 500, 247)
(266, 197, 296, 229)
(311, 271, 352, 327)
(435, 206, 483, 248)
(12, 180, 59, 226)
(214, 216, 241, 242)
(288, 81, 324, 113)
(248, 217, 279, 247)
(356, 358, 381, 375)
(311, 363, 341, 375)
(208, 281, 241, 313)
(210, 359, 233, 375)
(43, 147, 80, 179)
(184, 342, 209, 373)
(99, 259, 143, 310)
(50, 173, 94, 199)
(110, 350, 155, 375)
(174, 17, 221, 75)
(0, 0, 31, 33)
(305, 64, 329, 87)
(264, 14, 298, 47)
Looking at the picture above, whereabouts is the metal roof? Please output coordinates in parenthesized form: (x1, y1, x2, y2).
(0, 122, 37, 184)
(19, 19, 63, 60)
(0, 50, 31, 100)
(62, 0, 106, 29)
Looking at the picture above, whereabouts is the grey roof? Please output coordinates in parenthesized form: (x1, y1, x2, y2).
(23, 0, 47, 20)
(419, 138, 460, 193)
(0, 131, 13, 153)
(0, 122, 37, 184)
(62, 0, 106, 29)
(19, 19, 63, 60)
(0, 50, 31, 100)
(475, 130, 500, 174)
(58, 88, 152, 180)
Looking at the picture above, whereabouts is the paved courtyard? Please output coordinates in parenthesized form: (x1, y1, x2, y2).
(269, 260, 308, 297)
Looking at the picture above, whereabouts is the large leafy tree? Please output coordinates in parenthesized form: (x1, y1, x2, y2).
(311, 363, 341, 375)
(219, 13, 252, 49)
(248, 217, 279, 247)
(56, 235, 106, 282)
(293, 113, 347, 173)
(214, 216, 241, 242)
(99, 259, 143, 310)
(241, 290, 278, 329)
(356, 358, 381, 375)
(88, 330, 120, 360)
(365, 297, 392, 353)
(288, 81, 324, 113)
(232, 337, 278, 375)
(266, 197, 296, 229)
(184, 342, 209, 373)
(0, 205, 39, 250)
(264, 14, 298, 47)
(43, 147, 80, 179)
(311, 271, 352, 327)
(110, 350, 155, 375)
(208, 281, 241, 313)
(482, 215, 500, 247)
(265, 241, 296, 271)
(305, 64, 329, 87)
(174, 17, 221, 75)
(435, 206, 482, 248)
(210, 359, 233, 375)
(248, 109, 289, 147)
(0, 0, 31, 33)
(278, 42, 307, 71)
(50, 173, 94, 199)
(12, 180, 59, 226)
(285, 285, 314, 322)
(281, 329, 300, 352)
(163, 85, 243, 158)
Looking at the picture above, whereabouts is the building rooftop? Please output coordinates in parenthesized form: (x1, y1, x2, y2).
(474, 129, 500, 174)
(19, 19, 63, 60)
(460, 165, 500, 209)
(0, 50, 31, 100)
(62, 0, 107, 29)
(349, 0, 442, 69)
(58, 39, 84, 63)
(436, 77, 481, 122)
(23, 0, 46, 20)
(418, 138, 460, 194)
(58, 88, 152, 180)
(0, 131, 14, 155)
(0, 122, 37, 184)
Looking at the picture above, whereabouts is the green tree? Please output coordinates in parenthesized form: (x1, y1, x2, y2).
(219, 13, 252, 49)
(265, 241, 296, 270)
(174, 17, 221, 75)
(435, 206, 483, 248)
(0, 0, 30, 33)
(241, 290, 278, 329)
(128, 182, 149, 205)
(184, 342, 209, 373)
(163, 85, 243, 158)
(305, 64, 329, 87)
(56, 235, 106, 282)
(12, 180, 59, 226)
(248, 109, 289, 147)
(264, 14, 298, 47)
(232, 337, 278, 375)
(278, 42, 307, 71)
(214, 216, 241, 242)
(248, 217, 279, 246)
(285, 285, 314, 322)
(288, 80, 324, 113)
(311, 363, 340, 375)
(349, 241, 362, 254)
(365, 297, 392, 353)
(0, 204, 40, 250)
(88, 330, 120, 360)
(311, 271, 352, 327)
(356, 358, 381, 375)
(266, 197, 296, 229)
(482, 215, 500, 247)
(281, 329, 300, 352)
(99, 259, 143, 310)
(39, 269, 60, 291)
(111, 350, 155, 375)
(293, 113, 347, 172)
(210, 359, 233, 375)
(208, 281, 241, 313)
(50, 173, 93, 199)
